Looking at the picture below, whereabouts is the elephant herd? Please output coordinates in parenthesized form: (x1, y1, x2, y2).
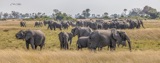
(76, 19, 145, 30)
(16, 19, 144, 51)
(70, 27, 131, 51)
(16, 22, 134, 51)
(20, 19, 144, 30)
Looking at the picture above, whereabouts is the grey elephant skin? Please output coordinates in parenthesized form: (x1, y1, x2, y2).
(48, 22, 62, 30)
(61, 22, 70, 29)
(76, 21, 84, 27)
(88, 29, 131, 51)
(58, 32, 73, 49)
(20, 21, 26, 27)
(76, 36, 90, 50)
(71, 27, 93, 38)
(34, 21, 43, 27)
(43, 20, 49, 26)
(16, 30, 45, 50)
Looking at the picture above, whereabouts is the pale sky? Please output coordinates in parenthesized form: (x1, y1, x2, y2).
(0, 0, 160, 16)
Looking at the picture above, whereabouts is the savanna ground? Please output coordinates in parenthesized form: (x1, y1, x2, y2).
(0, 19, 160, 63)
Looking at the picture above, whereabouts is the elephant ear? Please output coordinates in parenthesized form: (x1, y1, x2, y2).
(21, 30, 26, 39)
(68, 33, 73, 38)
(111, 28, 118, 40)
(25, 30, 33, 40)
(75, 27, 79, 35)
(118, 31, 127, 40)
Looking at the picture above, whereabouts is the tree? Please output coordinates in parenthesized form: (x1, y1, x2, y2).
(102, 12, 109, 19)
(91, 14, 96, 18)
(124, 9, 127, 17)
(86, 8, 90, 18)
(0, 12, 3, 19)
(53, 9, 60, 14)
(25, 13, 29, 18)
(128, 8, 142, 17)
(124, 9, 127, 14)
(37, 12, 42, 18)
(82, 8, 91, 18)
(110, 14, 119, 19)
(142, 5, 159, 19)
(96, 14, 101, 18)
(11, 11, 20, 19)
(3, 13, 9, 19)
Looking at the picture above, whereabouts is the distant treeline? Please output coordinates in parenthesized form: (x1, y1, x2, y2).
(0, 5, 160, 21)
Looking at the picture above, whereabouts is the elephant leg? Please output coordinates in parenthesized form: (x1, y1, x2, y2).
(39, 45, 43, 50)
(107, 45, 110, 50)
(30, 38, 35, 50)
(25, 42, 29, 50)
(54, 27, 56, 31)
(66, 43, 69, 50)
(35, 46, 37, 50)
(31, 44, 35, 50)
(64, 44, 66, 50)
(60, 43, 63, 49)
(110, 40, 116, 51)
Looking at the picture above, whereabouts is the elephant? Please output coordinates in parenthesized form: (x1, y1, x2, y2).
(48, 22, 62, 30)
(136, 19, 145, 29)
(71, 27, 93, 38)
(69, 22, 76, 27)
(97, 23, 103, 29)
(128, 19, 145, 29)
(109, 21, 117, 28)
(76, 21, 84, 27)
(83, 21, 91, 27)
(76, 36, 90, 50)
(116, 21, 129, 29)
(88, 29, 131, 51)
(20, 21, 26, 27)
(103, 22, 110, 29)
(61, 22, 70, 29)
(58, 32, 73, 49)
(34, 21, 39, 27)
(15, 30, 45, 50)
(34, 21, 43, 27)
(43, 20, 49, 26)
(88, 22, 98, 30)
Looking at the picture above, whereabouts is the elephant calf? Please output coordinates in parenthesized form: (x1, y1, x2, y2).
(58, 32, 73, 50)
(20, 21, 26, 27)
(76, 36, 90, 50)
(34, 21, 43, 27)
(16, 30, 45, 50)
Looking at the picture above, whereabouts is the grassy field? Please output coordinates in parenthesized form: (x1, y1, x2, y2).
(0, 20, 160, 63)
(0, 50, 160, 63)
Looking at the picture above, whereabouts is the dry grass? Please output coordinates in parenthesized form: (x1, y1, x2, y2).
(0, 50, 159, 63)
(0, 20, 159, 63)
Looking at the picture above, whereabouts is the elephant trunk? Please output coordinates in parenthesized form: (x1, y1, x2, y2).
(126, 35, 131, 52)
(141, 21, 145, 29)
(70, 38, 72, 45)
